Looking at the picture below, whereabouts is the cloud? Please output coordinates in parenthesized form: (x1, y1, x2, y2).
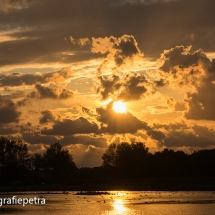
(185, 80, 215, 120)
(1, 0, 215, 70)
(0, 124, 18, 135)
(153, 121, 189, 130)
(114, 0, 178, 6)
(147, 130, 166, 141)
(22, 132, 61, 145)
(16, 98, 32, 107)
(117, 73, 151, 100)
(153, 122, 215, 148)
(0, 68, 73, 87)
(28, 84, 74, 100)
(70, 144, 106, 168)
(158, 46, 209, 73)
(0, 73, 44, 87)
(41, 117, 99, 136)
(39, 110, 57, 124)
(157, 45, 215, 120)
(193, 125, 215, 141)
(96, 72, 151, 101)
(0, 0, 28, 12)
(157, 46, 211, 90)
(92, 35, 143, 67)
(182, 54, 215, 120)
(22, 132, 108, 149)
(162, 129, 215, 148)
(154, 78, 168, 87)
(0, 90, 26, 103)
(70, 36, 91, 46)
(61, 135, 108, 148)
(8, 90, 25, 98)
(1, 0, 215, 164)
(0, 96, 20, 123)
(174, 101, 187, 111)
(96, 102, 150, 134)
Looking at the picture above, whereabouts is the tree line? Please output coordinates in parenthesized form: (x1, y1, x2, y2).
(102, 142, 215, 178)
(0, 136, 76, 183)
(0, 136, 215, 184)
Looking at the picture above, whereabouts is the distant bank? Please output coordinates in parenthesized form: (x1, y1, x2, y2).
(0, 177, 215, 192)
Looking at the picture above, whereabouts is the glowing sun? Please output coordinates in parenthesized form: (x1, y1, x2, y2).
(113, 101, 126, 113)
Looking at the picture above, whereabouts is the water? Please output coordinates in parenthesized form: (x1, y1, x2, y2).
(0, 191, 215, 215)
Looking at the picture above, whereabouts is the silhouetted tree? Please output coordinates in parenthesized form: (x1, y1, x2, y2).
(102, 142, 149, 178)
(115, 142, 133, 177)
(130, 142, 150, 177)
(186, 149, 215, 177)
(43, 143, 77, 181)
(30, 153, 44, 171)
(0, 136, 30, 181)
(153, 149, 188, 177)
(102, 143, 118, 167)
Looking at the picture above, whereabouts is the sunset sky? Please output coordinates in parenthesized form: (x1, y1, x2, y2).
(1, 0, 215, 167)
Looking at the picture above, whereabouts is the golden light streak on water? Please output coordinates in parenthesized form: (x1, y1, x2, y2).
(112, 199, 126, 213)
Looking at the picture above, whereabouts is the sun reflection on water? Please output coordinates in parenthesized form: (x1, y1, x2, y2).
(113, 199, 126, 213)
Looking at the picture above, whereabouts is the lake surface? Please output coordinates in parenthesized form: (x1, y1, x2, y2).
(0, 191, 215, 215)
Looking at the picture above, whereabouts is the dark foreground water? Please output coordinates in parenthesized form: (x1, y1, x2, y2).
(0, 191, 215, 215)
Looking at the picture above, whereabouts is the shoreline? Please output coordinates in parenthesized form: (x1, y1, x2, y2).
(0, 177, 215, 192)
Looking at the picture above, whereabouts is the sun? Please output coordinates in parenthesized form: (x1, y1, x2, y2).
(112, 101, 126, 113)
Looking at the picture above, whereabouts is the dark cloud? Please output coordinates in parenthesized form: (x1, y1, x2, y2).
(96, 74, 120, 100)
(22, 132, 108, 148)
(154, 78, 168, 87)
(0, 68, 73, 87)
(39, 110, 56, 124)
(96, 72, 151, 101)
(153, 122, 215, 148)
(0, 72, 43, 87)
(147, 130, 166, 141)
(113, 35, 143, 66)
(185, 80, 215, 120)
(153, 121, 189, 130)
(118, 73, 150, 100)
(0, 96, 20, 123)
(114, 0, 178, 6)
(41, 117, 98, 136)
(16, 98, 32, 107)
(0, 125, 18, 135)
(22, 133, 60, 145)
(162, 130, 215, 148)
(8, 90, 25, 98)
(158, 45, 209, 73)
(0, 33, 95, 68)
(180, 52, 215, 120)
(92, 35, 143, 67)
(28, 84, 74, 100)
(0, 90, 26, 103)
(96, 102, 150, 134)
(0, 0, 29, 12)
(157, 46, 212, 90)
(0, 0, 215, 68)
(157, 45, 215, 120)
